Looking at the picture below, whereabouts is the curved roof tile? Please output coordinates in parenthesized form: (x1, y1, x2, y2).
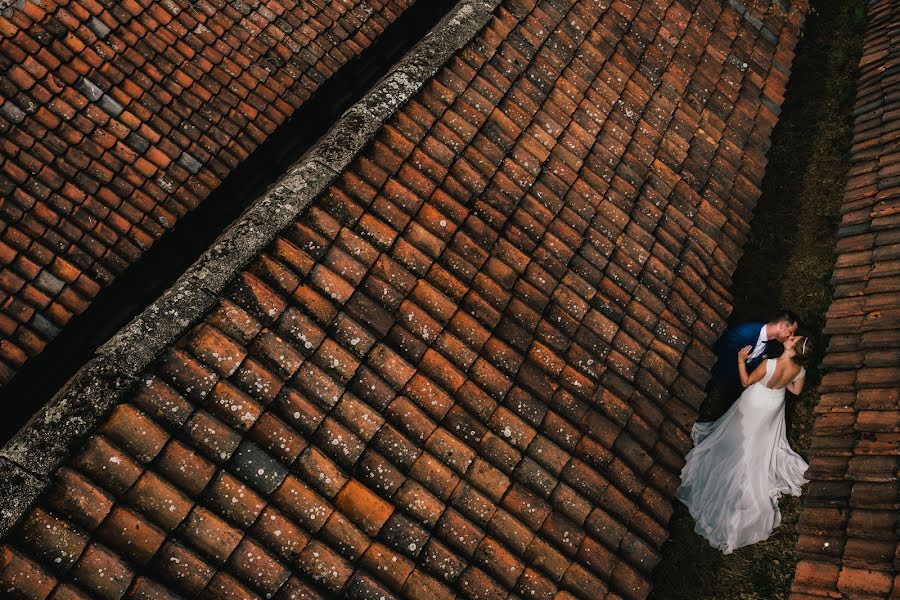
(0, 0, 418, 384)
(791, 0, 900, 597)
(0, 0, 804, 598)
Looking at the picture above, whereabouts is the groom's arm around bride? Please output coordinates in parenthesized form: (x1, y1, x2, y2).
(708, 309, 800, 404)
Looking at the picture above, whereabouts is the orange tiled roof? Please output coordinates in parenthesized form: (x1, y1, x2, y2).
(0, 0, 803, 598)
(0, 0, 418, 384)
(791, 0, 900, 598)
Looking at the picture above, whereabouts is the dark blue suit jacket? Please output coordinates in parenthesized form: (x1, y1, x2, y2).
(710, 321, 778, 387)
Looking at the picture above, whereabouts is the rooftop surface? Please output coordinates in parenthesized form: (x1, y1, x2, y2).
(791, 0, 900, 597)
(0, 0, 418, 384)
(0, 0, 807, 598)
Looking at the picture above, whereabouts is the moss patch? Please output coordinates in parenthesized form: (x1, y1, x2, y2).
(649, 0, 867, 598)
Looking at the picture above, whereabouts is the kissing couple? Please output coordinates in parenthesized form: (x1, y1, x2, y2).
(675, 310, 813, 554)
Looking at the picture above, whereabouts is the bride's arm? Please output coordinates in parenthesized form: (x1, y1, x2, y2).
(737, 346, 766, 387)
(787, 373, 805, 395)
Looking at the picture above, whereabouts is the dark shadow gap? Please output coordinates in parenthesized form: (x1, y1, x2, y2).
(649, 0, 868, 598)
(0, 0, 460, 442)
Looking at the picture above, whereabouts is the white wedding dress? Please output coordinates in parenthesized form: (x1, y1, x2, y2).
(675, 359, 809, 554)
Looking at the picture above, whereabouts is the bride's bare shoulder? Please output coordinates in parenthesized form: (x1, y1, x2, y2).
(772, 358, 801, 386)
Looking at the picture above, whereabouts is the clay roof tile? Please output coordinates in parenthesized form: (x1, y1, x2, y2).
(0, 0, 811, 598)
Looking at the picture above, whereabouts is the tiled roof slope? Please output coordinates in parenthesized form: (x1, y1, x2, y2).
(790, 1, 900, 598)
(0, 0, 418, 385)
(0, 0, 803, 598)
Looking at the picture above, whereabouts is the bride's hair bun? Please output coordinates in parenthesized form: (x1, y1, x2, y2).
(793, 336, 812, 367)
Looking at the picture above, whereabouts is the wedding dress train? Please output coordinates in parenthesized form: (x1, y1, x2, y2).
(675, 359, 809, 554)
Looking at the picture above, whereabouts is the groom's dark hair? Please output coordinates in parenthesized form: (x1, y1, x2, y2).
(771, 309, 800, 326)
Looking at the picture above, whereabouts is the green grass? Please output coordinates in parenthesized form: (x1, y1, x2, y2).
(649, 1, 868, 598)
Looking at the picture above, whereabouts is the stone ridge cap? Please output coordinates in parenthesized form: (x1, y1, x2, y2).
(0, 0, 21, 15)
(0, 0, 501, 537)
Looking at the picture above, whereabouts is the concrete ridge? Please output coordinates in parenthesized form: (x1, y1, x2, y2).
(0, 0, 501, 536)
(0, 0, 22, 17)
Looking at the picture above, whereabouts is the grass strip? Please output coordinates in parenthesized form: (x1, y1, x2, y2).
(649, 1, 868, 597)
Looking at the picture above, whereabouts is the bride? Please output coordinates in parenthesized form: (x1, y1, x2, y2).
(676, 335, 812, 554)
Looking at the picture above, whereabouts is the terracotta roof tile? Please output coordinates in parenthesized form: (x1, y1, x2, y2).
(789, 1, 900, 597)
(0, 0, 807, 597)
(0, 0, 420, 384)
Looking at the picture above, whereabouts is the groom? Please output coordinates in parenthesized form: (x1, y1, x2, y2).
(709, 309, 800, 402)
